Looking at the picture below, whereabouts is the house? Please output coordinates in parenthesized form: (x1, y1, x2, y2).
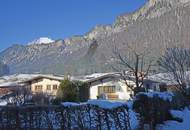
(143, 79, 167, 92)
(79, 72, 175, 101)
(147, 72, 190, 92)
(21, 75, 64, 96)
(0, 74, 41, 98)
(0, 82, 20, 98)
(0, 74, 64, 96)
(77, 72, 136, 100)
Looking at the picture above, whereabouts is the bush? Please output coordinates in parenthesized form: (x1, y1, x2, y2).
(0, 104, 131, 130)
(171, 92, 187, 109)
(133, 93, 173, 130)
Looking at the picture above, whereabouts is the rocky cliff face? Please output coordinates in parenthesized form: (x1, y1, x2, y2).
(0, 0, 190, 75)
(0, 61, 9, 76)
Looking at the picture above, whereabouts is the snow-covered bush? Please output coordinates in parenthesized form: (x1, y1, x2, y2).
(133, 92, 175, 130)
(0, 103, 132, 130)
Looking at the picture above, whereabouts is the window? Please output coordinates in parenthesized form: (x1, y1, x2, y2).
(98, 86, 116, 95)
(35, 85, 43, 91)
(46, 85, 51, 90)
(53, 85, 58, 90)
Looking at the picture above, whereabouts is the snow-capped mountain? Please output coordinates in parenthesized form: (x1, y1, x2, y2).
(1, 0, 190, 75)
(28, 37, 54, 45)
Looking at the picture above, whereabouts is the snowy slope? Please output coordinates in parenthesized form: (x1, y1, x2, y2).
(28, 37, 54, 45)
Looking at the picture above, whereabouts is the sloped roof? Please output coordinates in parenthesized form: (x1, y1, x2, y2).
(75, 72, 138, 83)
(0, 74, 64, 87)
(148, 71, 190, 85)
(0, 82, 19, 88)
(20, 75, 64, 83)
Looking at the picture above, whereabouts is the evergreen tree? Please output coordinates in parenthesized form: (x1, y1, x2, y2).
(56, 79, 78, 102)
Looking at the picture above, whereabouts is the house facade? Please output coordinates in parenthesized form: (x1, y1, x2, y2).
(81, 73, 136, 100)
(143, 79, 166, 92)
(22, 75, 64, 96)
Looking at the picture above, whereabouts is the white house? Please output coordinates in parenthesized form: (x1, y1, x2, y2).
(77, 73, 136, 100)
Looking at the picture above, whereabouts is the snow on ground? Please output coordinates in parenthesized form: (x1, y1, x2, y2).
(0, 100, 7, 106)
(87, 100, 128, 109)
(157, 108, 190, 130)
(137, 92, 174, 102)
(61, 100, 129, 109)
(61, 102, 80, 106)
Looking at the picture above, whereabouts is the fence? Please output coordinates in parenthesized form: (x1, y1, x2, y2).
(0, 104, 131, 130)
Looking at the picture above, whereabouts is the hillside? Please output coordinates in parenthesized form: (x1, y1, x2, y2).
(0, 0, 190, 75)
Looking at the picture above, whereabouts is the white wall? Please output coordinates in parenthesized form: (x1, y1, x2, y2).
(90, 79, 135, 100)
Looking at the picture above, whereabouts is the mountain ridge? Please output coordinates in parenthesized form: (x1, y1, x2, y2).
(1, 0, 190, 75)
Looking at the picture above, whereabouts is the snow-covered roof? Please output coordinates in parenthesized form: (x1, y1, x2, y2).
(75, 72, 122, 83)
(0, 82, 19, 88)
(2, 74, 39, 82)
(0, 74, 39, 87)
(0, 74, 64, 87)
(148, 71, 190, 85)
(21, 75, 64, 83)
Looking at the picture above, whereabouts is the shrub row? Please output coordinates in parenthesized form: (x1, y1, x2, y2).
(0, 104, 131, 130)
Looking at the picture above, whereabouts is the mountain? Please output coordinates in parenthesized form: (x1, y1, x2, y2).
(0, 61, 9, 76)
(1, 0, 190, 75)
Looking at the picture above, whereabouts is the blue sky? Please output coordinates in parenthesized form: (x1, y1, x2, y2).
(0, 0, 146, 51)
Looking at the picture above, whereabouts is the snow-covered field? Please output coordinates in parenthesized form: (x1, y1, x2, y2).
(157, 108, 190, 130)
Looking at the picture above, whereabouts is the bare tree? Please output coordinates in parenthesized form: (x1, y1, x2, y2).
(158, 47, 190, 96)
(112, 43, 154, 95)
